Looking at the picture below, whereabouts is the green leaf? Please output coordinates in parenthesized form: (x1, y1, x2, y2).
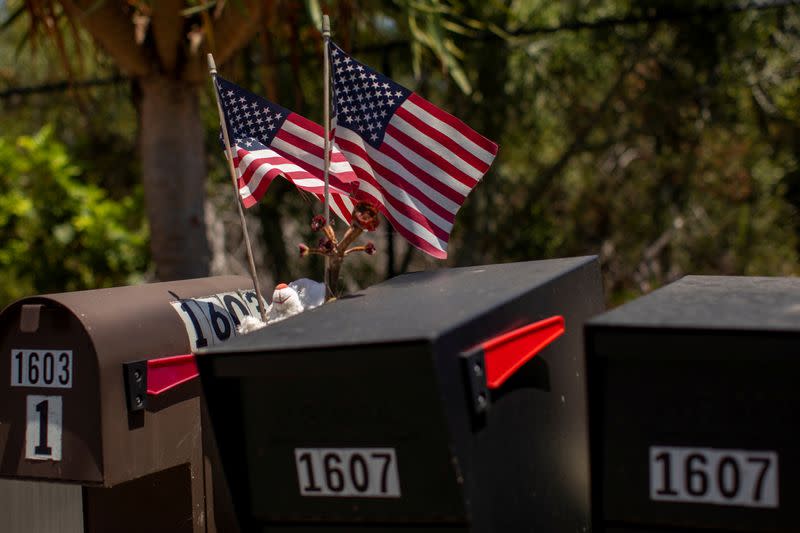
(0, 4, 25, 32)
(83, 1, 111, 18)
(304, 0, 323, 32)
(53, 223, 76, 245)
(181, 2, 219, 17)
(0, 126, 148, 306)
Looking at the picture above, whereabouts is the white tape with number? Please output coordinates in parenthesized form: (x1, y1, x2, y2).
(171, 299, 216, 351)
(215, 291, 253, 329)
(25, 395, 62, 461)
(171, 290, 269, 351)
(238, 289, 268, 319)
(194, 296, 238, 343)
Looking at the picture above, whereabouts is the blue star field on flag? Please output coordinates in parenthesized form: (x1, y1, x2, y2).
(327, 40, 498, 259)
(216, 76, 290, 150)
(329, 42, 411, 148)
(212, 74, 358, 219)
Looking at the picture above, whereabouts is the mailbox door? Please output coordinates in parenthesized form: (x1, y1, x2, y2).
(588, 328, 798, 532)
(199, 342, 468, 529)
(0, 302, 103, 483)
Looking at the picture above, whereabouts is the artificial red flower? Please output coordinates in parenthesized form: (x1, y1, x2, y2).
(310, 215, 328, 232)
(351, 201, 380, 231)
(318, 237, 335, 254)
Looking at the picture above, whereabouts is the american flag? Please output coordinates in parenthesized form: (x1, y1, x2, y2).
(328, 41, 498, 259)
(214, 75, 358, 222)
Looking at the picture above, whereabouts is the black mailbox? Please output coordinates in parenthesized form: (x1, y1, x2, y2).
(197, 257, 604, 532)
(586, 275, 799, 533)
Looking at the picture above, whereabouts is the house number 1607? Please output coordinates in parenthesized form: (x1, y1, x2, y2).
(649, 446, 778, 508)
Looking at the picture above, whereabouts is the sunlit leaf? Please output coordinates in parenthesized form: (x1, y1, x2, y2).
(181, 2, 218, 17)
(441, 19, 477, 37)
(83, 1, 110, 17)
(0, 4, 25, 32)
(304, 0, 323, 32)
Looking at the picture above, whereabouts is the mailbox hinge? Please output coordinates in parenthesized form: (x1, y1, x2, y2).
(123, 354, 199, 412)
(123, 361, 148, 412)
(460, 347, 490, 416)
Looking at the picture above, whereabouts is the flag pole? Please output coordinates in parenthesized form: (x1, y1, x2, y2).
(207, 53, 269, 323)
(322, 14, 333, 299)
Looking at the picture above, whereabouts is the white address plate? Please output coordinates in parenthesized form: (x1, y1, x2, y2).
(650, 446, 778, 508)
(294, 448, 401, 498)
(26, 395, 62, 461)
(11, 350, 72, 388)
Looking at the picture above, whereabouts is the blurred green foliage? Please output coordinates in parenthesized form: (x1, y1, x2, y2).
(406, 1, 800, 303)
(0, 126, 149, 304)
(2, 0, 800, 306)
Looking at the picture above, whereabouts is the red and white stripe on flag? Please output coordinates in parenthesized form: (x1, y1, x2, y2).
(233, 112, 357, 223)
(333, 92, 498, 259)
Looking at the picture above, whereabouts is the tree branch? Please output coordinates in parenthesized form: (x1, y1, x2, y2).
(60, 0, 150, 77)
(151, 0, 185, 74)
(504, 0, 800, 37)
(210, 0, 265, 67)
(530, 30, 656, 200)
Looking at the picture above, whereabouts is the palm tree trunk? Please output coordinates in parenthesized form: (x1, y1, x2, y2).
(137, 76, 211, 280)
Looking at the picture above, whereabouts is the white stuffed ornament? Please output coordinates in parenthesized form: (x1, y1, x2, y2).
(236, 278, 327, 333)
(268, 283, 304, 323)
(268, 278, 326, 323)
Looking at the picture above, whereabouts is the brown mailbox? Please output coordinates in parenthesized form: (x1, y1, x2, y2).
(0, 275, 263, 533)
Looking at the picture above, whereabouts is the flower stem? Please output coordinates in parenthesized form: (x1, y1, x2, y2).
(338, 226, 363, 251)
(326, 254, 343, 298)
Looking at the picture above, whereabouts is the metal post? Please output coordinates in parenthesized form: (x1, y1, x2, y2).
(207, 53, 269, 322)
(322, 14, 333, 299)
